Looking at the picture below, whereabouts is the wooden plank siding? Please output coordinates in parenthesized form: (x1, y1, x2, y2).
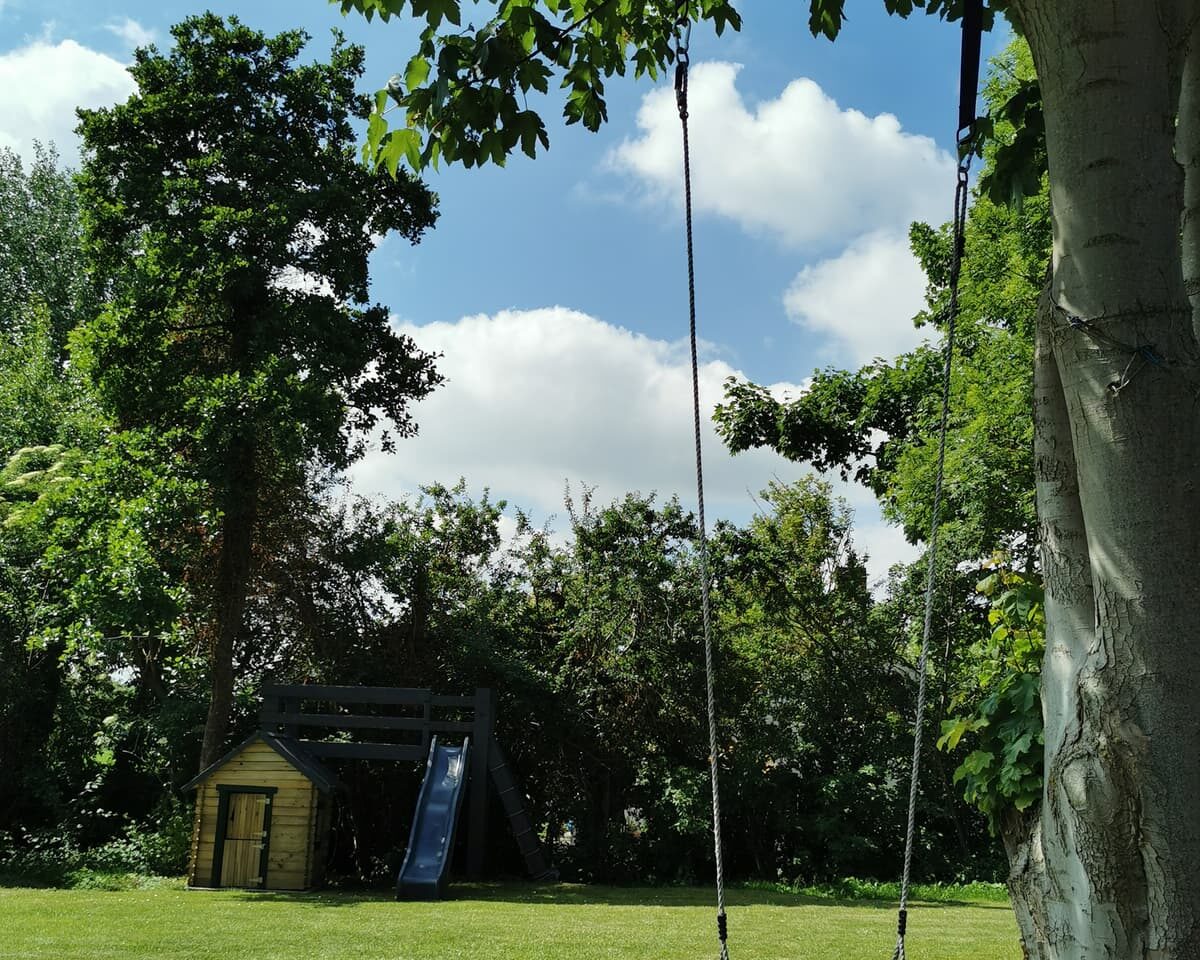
(187, 783, 206, 886)
(187, 739, 319, 890)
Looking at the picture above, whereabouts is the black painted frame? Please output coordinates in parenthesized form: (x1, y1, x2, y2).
(210, 784, 277, 889)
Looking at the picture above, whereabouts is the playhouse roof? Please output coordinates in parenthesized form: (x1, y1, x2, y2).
(182, 730, 340, 793)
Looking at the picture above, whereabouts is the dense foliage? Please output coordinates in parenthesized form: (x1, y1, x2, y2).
(939, 564, 1044, 832)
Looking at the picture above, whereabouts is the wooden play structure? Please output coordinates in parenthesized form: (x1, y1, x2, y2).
(184, 685, 552, 893)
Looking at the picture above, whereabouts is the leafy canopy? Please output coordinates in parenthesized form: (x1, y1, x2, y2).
(0, 144, 98, 356)
(342, 0, 739, 171)
(75, 14, 443, 471)
(335, 0, 1017, 173)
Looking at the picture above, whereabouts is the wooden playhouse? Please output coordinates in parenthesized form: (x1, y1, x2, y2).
(183, 731, 338, 890)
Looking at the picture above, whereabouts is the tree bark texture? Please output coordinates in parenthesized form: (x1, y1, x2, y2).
(198, 305, 262, 771)
(1011, 2, 1200, 956)
(198, 431, 258, 770)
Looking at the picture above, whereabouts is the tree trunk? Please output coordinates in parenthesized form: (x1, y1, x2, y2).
(1012, 2, 1200, 955)
(199, 438, 258, 769)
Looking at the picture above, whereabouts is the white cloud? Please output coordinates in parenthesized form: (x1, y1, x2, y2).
(106, 18, 156, 49)
(783, 229, 932, 366)
(351, 306, 806, 515)
(0, 39, 133, 164)
(349, 306, 912, 589)
(609, 61, 954, 251)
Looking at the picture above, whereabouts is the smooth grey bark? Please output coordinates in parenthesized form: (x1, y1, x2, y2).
(1003, 287, 1098, 959)
(1011, 1, 1200, 956)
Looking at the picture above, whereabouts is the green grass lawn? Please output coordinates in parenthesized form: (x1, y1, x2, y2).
(0, 882, 1021, 960)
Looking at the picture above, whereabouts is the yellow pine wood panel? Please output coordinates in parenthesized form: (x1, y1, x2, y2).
(196, 816, 312, 849)
(199, 814, 309, 844)
(188, 783, 206, 885)
(218, 741, 304, 763)
(204, 780, 311, 797)
(192, 835, 312, 889)
(195, 812, 312, 847)
(238, 741, 290, 759)
(202, 789, 312, 808)
(206, 742, 313, 779)
(207, 768, 312, 782)
(189, 856, 310, 891)
(267, 830, 311, 858)
(220, 793, 267, 887)
(200, 797, 312, 819)
(201, 800, 312, 816)
(196, 810, 313, 841)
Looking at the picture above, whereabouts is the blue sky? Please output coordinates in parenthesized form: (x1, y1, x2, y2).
(0, 0, 1005, 585)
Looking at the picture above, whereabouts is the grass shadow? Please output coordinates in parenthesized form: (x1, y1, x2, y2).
(200, 881, 1011, 913)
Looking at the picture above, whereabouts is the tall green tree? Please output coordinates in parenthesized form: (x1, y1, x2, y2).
(75, 14, 443, 767)
(0, 437, 210, 832)
(713, 479, 931, 880)
(0, 148, 108, 836)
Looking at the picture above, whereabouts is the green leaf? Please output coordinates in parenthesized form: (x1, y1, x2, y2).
(1013, 791, 1038, 811)
(378, 127, 420, 176)
(366, 110, 389, 166)
(808, 0, 846, 39)
(937, 716, 973, 752)
(405, 54, 431, 90)
(962, 750, 995, 775)
(1003, 732, 1033, 764)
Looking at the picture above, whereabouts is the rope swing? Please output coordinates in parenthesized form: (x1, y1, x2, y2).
(673, 6, 730, 958)
(891, 4, 981, 956)
(673, 2, 984, 958)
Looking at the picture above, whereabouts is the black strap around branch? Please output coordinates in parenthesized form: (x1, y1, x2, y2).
(958, 0, 984, 138)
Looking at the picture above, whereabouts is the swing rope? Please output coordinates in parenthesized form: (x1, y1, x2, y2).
(673, 7, 729, 959)
(891, 3, 982, 957)
(673, 2, 982, 956)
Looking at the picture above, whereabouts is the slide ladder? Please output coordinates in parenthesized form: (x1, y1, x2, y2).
(488, 736, 557, 881)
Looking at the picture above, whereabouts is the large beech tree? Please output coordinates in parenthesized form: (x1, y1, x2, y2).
(338, 0, 1200, 954)
(1006, 4, 1200, 955)
(76, 15, 443, 768)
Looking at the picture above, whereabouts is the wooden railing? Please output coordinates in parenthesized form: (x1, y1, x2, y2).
(259, 684, 495, 879)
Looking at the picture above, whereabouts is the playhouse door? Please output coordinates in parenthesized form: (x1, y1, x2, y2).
(220, 792, 269, 888)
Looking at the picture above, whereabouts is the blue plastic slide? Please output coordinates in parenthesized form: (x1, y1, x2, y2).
(396, 736, 471, 899)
